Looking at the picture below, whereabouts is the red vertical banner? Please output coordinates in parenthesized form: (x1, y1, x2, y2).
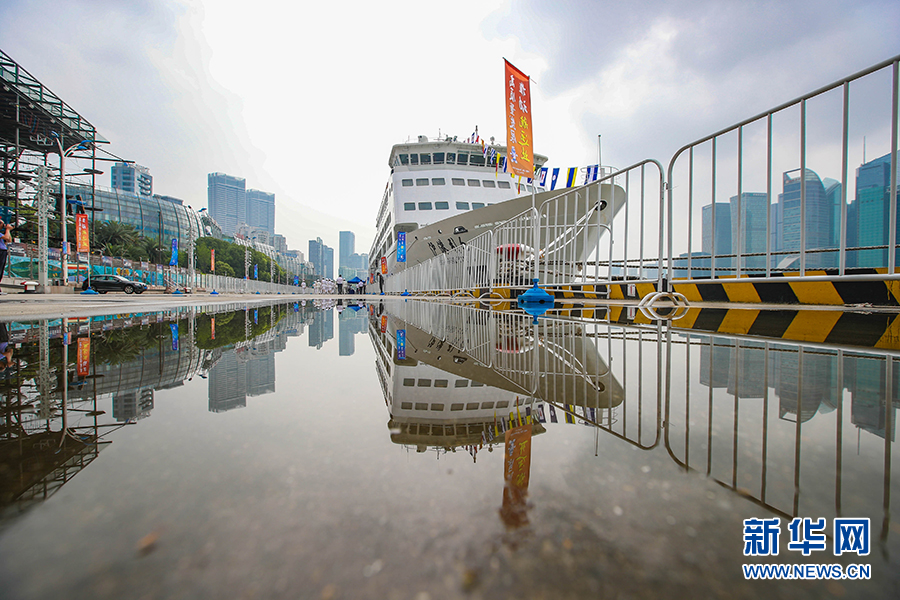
(504, 60, 534, 180)
(500, 423, 532, 529)
(76, 337, 90, 377)
(211, 317, 216, 340)
(380, 314, 388, 333)
(380, 256, 387, 274)
(75, 214, 89, 253)
(211, 248, 216, 272)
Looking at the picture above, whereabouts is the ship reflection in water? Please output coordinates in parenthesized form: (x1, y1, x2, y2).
(0, 299, 898, 598)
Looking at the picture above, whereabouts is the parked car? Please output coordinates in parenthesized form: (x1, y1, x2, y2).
(82, 275, 148, 294)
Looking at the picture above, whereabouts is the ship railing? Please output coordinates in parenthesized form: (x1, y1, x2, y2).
(383, 159, 665, 297)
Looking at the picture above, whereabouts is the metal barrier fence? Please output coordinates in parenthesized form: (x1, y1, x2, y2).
(384, 55, 900, 299)
(666, 55, 900, 283)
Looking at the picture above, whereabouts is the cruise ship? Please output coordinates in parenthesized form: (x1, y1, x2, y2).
(369, 134, 550, 277)
(369, 134, 626, 279)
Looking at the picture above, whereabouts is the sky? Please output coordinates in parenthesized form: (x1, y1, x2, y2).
(1, 0, 899, 257)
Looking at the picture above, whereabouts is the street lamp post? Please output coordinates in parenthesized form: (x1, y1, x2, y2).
(50, 132, 90, 289)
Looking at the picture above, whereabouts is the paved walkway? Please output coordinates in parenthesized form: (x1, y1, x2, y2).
(0, 292, 321, 321)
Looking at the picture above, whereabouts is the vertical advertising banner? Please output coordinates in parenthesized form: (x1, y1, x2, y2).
(397, 232, 406, 263)
(76, 337, 90, 377)
(211, 248, 215, 272)
(380, 314, 388, 333)
(211, 317, 216, 340)
(75, 214, 89, 253)
(169, 238, 178, 266)
(380, 256, 387, 275)
(501, 423, 533, 529)
(170, 323, 179, 351)
(396, 329, 406, 360)
(504, 60, 534, 180)
(254, 264, 258, 279)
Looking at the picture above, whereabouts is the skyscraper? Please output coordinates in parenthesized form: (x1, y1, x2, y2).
(324, 246, 334, 280)
(111, 162, 152, 196)
(701, 202, 731, 270)
(246, 189, 275, 235)
(339, 231, 355, 268)
(208, 172, 246, 237)
(855, 153, 898, 268)
(729, 192, 769, 273)
(777, 168, 834, 268)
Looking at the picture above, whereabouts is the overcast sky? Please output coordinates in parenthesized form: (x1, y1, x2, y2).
(2, 0, 898, 254)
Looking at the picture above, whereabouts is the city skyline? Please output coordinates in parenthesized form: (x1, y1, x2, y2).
(2, 1, 895, 254)
(699, 152, 899, 271)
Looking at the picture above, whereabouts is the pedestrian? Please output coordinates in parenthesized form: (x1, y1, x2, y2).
(359, 280, 366, 295)
(0, 219, 11, 294)
(378, 273, 384, 295)
(336, 274, 344, 295)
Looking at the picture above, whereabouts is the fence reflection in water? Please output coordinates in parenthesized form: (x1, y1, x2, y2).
(381, 300, 898, 551)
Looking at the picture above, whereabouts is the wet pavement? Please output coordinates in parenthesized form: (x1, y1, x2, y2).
(0, 298, 898, 599)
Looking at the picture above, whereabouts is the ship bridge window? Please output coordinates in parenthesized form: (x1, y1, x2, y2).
(455, 380, 468, 387)
(471, 381, 484, 387)
(435, 379, 448, 388)
(481, 402, 495, 409)
(451, 178, 465, 186)
(433, 152, 444, 164)
(450, 403, 464, 411)
(496, 400, 509, 408)
(401, 402, 413, 409)
(431, 403, 444, 411)
(467, 179, 480, 187)
(456, 202, 469, 210)
(398, 154, 409, 165)
(483, 180, 496, 188)
(418, 202, 432, 210)
(526, 185, 533, 192)
(410, 154, 419, 165)
(403, 378, 415, 386)
(472, 202, 485, 209)
(457, 153, 468, 165)
(420, 153, 431, 165)
(403, 203, 415, 211)
(417, 379, 431, 387)
(498, 181, 511, 189)
(435, 202, 449, 210)
(466, 403, 479, 410)
(432, 178, 445, 185)
(446, 153, 456, 164)
(470, 154, 486, 166)
(415, 402, 428, 410)
(402, 179, 413, 187)
(415, 178, 429, 186)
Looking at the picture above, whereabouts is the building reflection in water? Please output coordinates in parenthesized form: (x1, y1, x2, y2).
(0, 301, 325, 523)
(370, 300, 899, 553)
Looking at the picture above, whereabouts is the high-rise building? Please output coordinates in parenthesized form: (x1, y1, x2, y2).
(246, 189, 275, 235)
(208, 172, 246, 237)
(855, 153, 898, 268)
(701, 202, 731, 269)
(729, 193, 769, 273)
(324, 246, 334, 280)
(339, 231, 355, 268)
(777, 168, 834, 268)
(273, 234, 287, 254)
(111, 162, 152, 196)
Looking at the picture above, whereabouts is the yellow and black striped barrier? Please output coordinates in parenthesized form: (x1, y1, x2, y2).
(547, 303, 900, 351)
